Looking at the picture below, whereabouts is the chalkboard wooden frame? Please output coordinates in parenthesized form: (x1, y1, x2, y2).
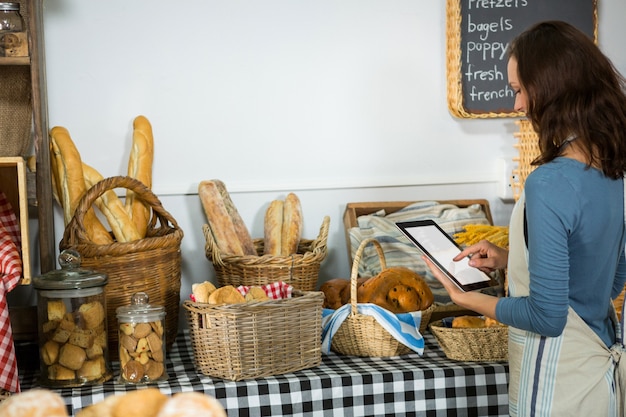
(446, 0, 598, 119)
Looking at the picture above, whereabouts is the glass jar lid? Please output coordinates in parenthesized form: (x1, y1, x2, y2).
(0, 3, 20, 11)
(33, 249, 108, 290)
(117, 292, 165, 322)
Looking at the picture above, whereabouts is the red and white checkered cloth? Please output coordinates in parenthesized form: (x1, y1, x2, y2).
(237, 281, 293, 299)
(0, 191, 22, 393)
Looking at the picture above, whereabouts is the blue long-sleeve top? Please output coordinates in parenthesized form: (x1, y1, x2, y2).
(495, 157, 626, 347)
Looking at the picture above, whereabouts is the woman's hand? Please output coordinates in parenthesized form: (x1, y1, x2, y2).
(454, 240, 508, 273)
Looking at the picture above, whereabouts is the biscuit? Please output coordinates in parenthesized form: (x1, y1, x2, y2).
(79, 301, 105, 330)
(48, 300, 67, 321)
(58, 343, 87, 370)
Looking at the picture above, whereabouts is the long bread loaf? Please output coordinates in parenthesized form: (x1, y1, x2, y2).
(263, 200, 283, 255)
(50, 126, 113, 245)
(125, 115, 154, 238)
(281, 193, 303, 255)
(83, 163, 141, 243)
(199, 180, 256, 256)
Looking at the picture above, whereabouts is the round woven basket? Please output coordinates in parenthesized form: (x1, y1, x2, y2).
(429, 319, 508, 362)
(60, 176, 184, 360)
(330, 238, 435, 357)
(204, 216, 330, 291)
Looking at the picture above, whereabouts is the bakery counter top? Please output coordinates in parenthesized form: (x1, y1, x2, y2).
(17, 330, 509, 416)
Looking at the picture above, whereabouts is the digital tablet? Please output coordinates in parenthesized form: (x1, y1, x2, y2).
(395, 219, 493, 292)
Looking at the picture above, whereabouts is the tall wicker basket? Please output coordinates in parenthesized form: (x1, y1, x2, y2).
(204, 216, 330, 291)
(60, 176, 184, 360)
(330, 238, 435, 357)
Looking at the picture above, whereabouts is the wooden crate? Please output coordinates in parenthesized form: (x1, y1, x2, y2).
(343, 199, 493, 265)
(0, 157, 31, 284)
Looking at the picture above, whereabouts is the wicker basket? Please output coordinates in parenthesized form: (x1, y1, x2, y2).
(204, 216, 330, 291)
(60, 176, 184, 360)
(183, 290, 324, 381)
(429, 319, 508, 362)
(330, 238, 435, 357)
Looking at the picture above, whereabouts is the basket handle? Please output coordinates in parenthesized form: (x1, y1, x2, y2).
(308, 215, 330, 254)
(62, 175, 180, 246)
(349, 238, 386, 315)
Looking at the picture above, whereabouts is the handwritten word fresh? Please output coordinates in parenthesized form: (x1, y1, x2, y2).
(464, 64, 505, 81)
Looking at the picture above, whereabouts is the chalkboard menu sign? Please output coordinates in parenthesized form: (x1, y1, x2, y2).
(446, 0, 598, 119)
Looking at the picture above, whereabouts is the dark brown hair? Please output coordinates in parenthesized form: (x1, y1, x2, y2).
(508, 20, 626, 179)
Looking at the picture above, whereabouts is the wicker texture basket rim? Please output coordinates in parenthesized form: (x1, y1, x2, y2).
(429, 319, 508, 362)
(330, 238, 433, 357)
(204, 215, 330, 266)
(61, 175, 184, 255)
(182, 290, 324, 381)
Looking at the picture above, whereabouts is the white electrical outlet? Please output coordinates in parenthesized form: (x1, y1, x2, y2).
(497, 157, 517, 201)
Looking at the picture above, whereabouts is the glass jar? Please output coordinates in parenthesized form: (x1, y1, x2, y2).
(0, 2, 27, 57)
(0, 2, 23, 32)
(116, 292, 168, 384)
(32, 250, 113, 387)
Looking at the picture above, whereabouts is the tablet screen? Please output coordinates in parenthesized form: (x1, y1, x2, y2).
(395, 219, 493, 292)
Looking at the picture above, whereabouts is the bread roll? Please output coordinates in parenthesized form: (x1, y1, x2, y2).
(451, 316, 487, 328)
(245, 286, 269, 302)
(76, 394, 120, 417)
(357, 267, 434, 313)
(208, 285, 246, 305)
(111, 387, 167, 417)
(0, 389, 69, 417)
(320, 277, 370, 309)
(192, 281, 217, 303)
(281, 193, 303, 255)
(83, 163, 141, 242)
(125, 115, 154, 238)
(156, 392, 227, 417)
(50, 126, 113, 244)
(263, 199, 283, 255)
(199, 180, 255, 256)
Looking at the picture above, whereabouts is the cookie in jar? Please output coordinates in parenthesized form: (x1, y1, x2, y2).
(33, 250, 113, 387)
(116, 292, 168, 383)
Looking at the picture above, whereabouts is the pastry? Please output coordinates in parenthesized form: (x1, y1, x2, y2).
(263, 199, 284, 255)
(111, 387, 167, 417)
(245, 286, 269, 302)
(451, 316, 487, 328)
(192, 281, 217, 303)
(41, 340, 60, 365)
(156, 392, 227, 417)
(0, 388, 69, 417)
(83, 162, 141, 243)
(198, 179, 256, 256)
(357, 267, 434, 313)
(58, 343, 87, 370)
(125, 115, 154, 238)
(77, 356, 105, 380)
(48, 363, 76, 380)
(78, 301, 105, 330)
(49, 125, 113, 244)
(75, 394, 120, 417)
(320, 277, 371, 309)
(208, 285, 246, 305)
(281, 192, 303, 255)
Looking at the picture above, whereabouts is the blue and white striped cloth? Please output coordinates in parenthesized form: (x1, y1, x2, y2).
(321, 304, 425, 355)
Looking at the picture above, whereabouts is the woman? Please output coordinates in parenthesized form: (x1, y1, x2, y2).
(424, 21, 626, 416)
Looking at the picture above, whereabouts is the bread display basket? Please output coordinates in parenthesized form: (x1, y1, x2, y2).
(60, 176, 183, 360)
(330, 238, 435, 357)
(429, 319, 508, 362)
(204, 216, 330, 291)
(183, 289, 324, 381)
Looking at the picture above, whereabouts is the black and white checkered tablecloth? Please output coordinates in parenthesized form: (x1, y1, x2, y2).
(18, 330, 509, 417)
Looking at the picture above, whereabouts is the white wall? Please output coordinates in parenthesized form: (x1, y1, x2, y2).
(10, 1, 626, 315)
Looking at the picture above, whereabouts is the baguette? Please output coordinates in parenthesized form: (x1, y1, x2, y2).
(281, 192, 303, 255)
(263, 199, 283, 255)
(125, 115, 154, 238)
(50, 126, 113, 245)
(199, 180, 256, 256)
(83, 163, 141, 242)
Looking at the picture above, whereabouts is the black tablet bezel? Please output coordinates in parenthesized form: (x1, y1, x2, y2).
(395, 219, 494, 292)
